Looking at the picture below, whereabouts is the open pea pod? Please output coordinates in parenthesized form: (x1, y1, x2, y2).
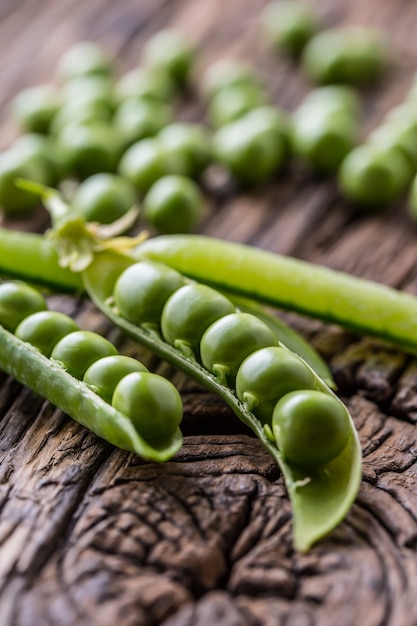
(82, 250, 361, 552)
(0, 322, 182, 463)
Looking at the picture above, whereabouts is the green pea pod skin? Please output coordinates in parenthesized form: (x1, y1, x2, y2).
(0, 228, 332, 383)
(82, 250, 362, 552)
(0, 323, 182, 463)
(137, 234, 417, 355)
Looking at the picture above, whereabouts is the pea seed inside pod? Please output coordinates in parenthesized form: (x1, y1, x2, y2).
(0, 281, 47, 333)
(112, 371, 183, 442)
(113, 260, 185, 326)
(161, 283, 236, 357)
(51, 330, 118, 379)
(235, 346, 316, 424)
(15, 311, 79, 357)
(200, 312, 278, 385)
(83, 354, 148, 404)
(272, 389, 351, 467)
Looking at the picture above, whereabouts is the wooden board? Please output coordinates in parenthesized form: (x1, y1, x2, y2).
(1, 0, 417, 624)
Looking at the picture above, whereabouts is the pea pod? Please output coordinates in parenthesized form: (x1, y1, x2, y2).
(0, 281, 182, 463)
(0, 228, 332, 384)
(80, 249, 361, 552)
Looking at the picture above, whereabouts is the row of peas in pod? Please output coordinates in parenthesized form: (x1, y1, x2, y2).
(111, 260, 352, 468)
(0, 279, 183, 450)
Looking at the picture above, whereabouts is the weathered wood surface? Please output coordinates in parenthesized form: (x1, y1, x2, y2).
(1, 0, 417, 624)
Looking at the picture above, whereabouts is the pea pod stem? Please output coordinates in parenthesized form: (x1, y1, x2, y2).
(137, 234, 417, 355)
(0, 322, 182, 462)
(82, 250, 362, 552)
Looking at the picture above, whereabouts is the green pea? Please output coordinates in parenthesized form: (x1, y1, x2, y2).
(51, 330, 117, 379)
(201, 59, 260, 101)
(143, 175, 203, 234)
(302, 27, 387, 85)
(261, 1, 319, 56)
(11, 85, 60, 134)
(12, 134, 58, 186)
(83, 355, 148, 404)
(15, 311, 79, 357)
(58, 123, 120, 179)
(386, 102, 417, 128)
(112, 371, 183, 442)
(158, 123, 212, 178)
(200, 312, 278, 385)
(72, 173, 136, 224)
(114, 98, 172, 148)
(115, 66, 177, 103)
(118, 138, 176, 194)
(236, 346, 316, 424)
(161, 284, 235, 356)
(61, 75, 115, 105)
(0, 281, 47, 332)
(338, 144, 412, 208)
(208, 83, 268, 128)
(142, 29, 195, 85)
(292, 109, 357, 173)
(50, 96, 113, 135)
(272, 389, 351, 467)
(297, 85, 361, 119)
(213, 115, 286, 184)
(369, 122, 417, 170)
(113, 261, 185, 326)
(57, 41, 111, 81)
(0, 149, 48, 216)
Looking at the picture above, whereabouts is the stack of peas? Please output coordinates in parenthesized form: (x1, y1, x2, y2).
(111, 260, 352, 468)
(1, 33, 211, 235)
(0, 279, 183, 445)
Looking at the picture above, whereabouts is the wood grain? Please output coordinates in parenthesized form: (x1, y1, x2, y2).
(1, 0, 417, 624)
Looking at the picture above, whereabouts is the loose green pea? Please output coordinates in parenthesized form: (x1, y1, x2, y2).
(158, 123, 212, 178)
(115, 67, 177, 104)
(12, 134, 58, 186)
(236, 346, 317, 424)
(0, 281, 47, 332)
(200, 312, 278, 385)
(143, 174, 203, 234)
(57, 41, 111, 81)
(272, 389, 351, 467)
(50, 96, 113, 135)
(72, 173, 136, 224)
(113, 261, 185, 326)
(239, 106, 291, 156)
(369, 122, 417, 170)
(213, 115, 286, 184)
(112, 371, 183, 443)
(118, 138, 177, 194)
(201, 59, 260, 101)
(61, 75, 115, 105)
(83, 355, 148, 404)
(208, 83, 268, 128)
(161, 283, 235, 356)
(297, 85, 361, 119)
(302, 27, 387, 85)
(51, 330, 118, 380)
(339, 144, 412, 208)
(11, 85, 60, 134)
(386, 102, 417, 128)
(292, 109, 357, 173)
(58, 123, 120, 179)
(0, 149, 48, 216)
(15, 311, 79, 357)
(114, 98, 172, 148)
(261, 1, 319, 56)
(142, 29, 195, 85)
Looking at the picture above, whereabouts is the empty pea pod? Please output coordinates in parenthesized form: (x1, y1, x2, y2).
(0, 279, 182, 462)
